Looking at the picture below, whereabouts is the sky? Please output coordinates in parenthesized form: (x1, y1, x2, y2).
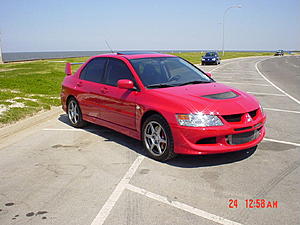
(0, 0, 299, 52)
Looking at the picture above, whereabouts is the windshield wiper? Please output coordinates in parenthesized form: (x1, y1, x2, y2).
(178, 80, 211, 86)
(147, 83, 176, 89)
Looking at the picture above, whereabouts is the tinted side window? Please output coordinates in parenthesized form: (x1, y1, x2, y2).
(105, 58, 134, 86)
(80, 58, 107, 83)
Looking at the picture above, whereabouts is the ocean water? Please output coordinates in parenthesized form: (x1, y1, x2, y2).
(1, 50, 277, 63)
(2, 50, 203, 62)
(2, 51, 110, 62)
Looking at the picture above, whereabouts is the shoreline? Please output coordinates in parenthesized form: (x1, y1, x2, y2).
(2, 50, 299, 64)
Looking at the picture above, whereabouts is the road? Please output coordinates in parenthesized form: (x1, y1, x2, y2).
(257, 55, 300, 99)
(0, 56, 299, 225)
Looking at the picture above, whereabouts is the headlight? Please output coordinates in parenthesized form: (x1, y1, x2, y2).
(212, 58, 216, 61)
(202, 58, 205, 61)
(259, 104, 264, 114)
(176, 113, 223, 127)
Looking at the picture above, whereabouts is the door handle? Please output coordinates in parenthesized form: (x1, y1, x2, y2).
(100, 87, 108, 94)
(76, 81, 83, 87)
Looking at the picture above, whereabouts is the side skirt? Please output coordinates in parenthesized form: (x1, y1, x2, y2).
(83, 114, 141, 140)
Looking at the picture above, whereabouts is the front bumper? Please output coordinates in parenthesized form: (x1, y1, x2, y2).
(171, 115, 266, 155)
(202, 59, 217, 64)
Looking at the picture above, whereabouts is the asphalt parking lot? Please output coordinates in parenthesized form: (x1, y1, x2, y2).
(0, 56, 299, 225)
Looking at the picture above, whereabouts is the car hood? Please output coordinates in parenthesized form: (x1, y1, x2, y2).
(150, 83, 259, 115)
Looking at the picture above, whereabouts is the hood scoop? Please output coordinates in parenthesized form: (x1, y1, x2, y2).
(201, 91, 239, 100)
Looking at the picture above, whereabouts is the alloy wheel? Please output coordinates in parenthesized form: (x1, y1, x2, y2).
(144, 121, 168, 156)
(68, 100, 79, 125)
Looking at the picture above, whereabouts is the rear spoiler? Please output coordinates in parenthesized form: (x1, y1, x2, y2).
(65, 62, 84, 76)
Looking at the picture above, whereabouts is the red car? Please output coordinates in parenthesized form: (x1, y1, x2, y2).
(61, 52, 266, 161)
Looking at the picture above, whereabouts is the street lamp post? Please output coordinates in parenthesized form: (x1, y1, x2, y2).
(222, 5, 242, 56)
(0, 32, 3, 64)
(0, 46, 3, 64)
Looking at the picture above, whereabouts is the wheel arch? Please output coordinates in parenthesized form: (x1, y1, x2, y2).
(66, 95, 76, 113)
(140, 109, 177, 161)
(140, 110, 167, 138)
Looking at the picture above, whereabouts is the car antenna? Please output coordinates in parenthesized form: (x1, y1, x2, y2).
(105, 40, 114, 53)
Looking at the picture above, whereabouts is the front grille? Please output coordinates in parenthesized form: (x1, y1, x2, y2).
(249, 109, 257, 118)
(227, 129, 260, 145)
(234, 126, 252, 131)
(222, 113, 243, 122)
(222, 108, 259, 123)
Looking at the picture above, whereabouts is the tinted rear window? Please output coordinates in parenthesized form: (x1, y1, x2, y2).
(80, 58, 107, 83)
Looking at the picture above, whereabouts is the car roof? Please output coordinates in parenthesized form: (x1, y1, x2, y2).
(90, 52, 176, 60)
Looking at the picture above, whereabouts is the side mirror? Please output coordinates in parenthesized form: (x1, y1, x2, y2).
(206, 72, 212, 77)
(65, 63, 72, 76)
(117, 79, 134, 89)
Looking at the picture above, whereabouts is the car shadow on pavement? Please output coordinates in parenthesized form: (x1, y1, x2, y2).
(58, 114, 146, 156)
(167, 147, 257, 168)
(58, 114, 257, 168)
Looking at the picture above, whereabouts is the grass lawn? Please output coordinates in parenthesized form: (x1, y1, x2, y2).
(0, 51, 276, 126)
(0, 57, 86, 125)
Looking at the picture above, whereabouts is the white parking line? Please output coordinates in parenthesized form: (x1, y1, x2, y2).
(256, 59, 300, 105)
(264, 107, 300, 114)
(214, 70, 259, 73)
(43, 128, 99, 132)
(90, 155, 145, 225)
(43, 128, 83, 131)
(214, 70, 263, 75)
(263, 138, 300, 147)
(220, 82, 271, 87)
(247, 92, 286, 97)
(126, 184, 242, 225)
(219, 78, 264, 81)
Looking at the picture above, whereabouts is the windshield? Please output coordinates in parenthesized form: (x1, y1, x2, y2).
(205, 52, 216, 57)
(130, 57, 213, 88)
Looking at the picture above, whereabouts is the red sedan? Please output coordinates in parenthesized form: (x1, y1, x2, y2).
(61, 52, 266, 161)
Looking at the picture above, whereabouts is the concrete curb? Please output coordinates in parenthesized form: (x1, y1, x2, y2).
(0, 106, 63, 140)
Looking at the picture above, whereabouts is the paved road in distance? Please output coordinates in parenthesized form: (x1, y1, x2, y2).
(258, 55, 300, 99)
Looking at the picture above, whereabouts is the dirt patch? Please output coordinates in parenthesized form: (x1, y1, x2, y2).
(0, 100, 26, 116)
(0, 89, 21, 93)
(0, 106, 7, 115)
(0, 69, 16, 72)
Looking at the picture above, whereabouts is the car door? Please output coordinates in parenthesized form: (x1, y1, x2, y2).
(76, 57, 108, 118)
(99, 58, 138, 130)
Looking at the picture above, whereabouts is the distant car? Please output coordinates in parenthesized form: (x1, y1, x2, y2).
(201, 52, 221, 65)
(274, 50, 284, 56)
(61, 52, 266, 162)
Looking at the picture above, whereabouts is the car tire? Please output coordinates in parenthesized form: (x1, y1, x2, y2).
(202, 63, 205, 65)
(142, 114, 176, 162)
(67, 98, 86, 128)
